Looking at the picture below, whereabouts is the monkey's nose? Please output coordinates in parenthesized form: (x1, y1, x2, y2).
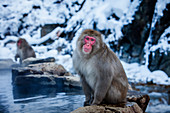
(86, 43, 90, 46)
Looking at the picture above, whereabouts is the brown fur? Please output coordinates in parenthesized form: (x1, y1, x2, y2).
(15, 38, 36, 63)
(73, 29, 128, 105)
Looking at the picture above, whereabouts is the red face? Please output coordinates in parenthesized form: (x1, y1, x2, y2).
(17, 40, 22, 47)
(83, 36, 96, 54)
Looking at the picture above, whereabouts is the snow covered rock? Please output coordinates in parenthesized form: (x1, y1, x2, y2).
(147, 3, 170, 76)
(119, 0, 157, 63)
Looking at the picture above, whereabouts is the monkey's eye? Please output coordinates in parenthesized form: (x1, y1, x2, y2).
(86, 37, 89, 40)
(91, 39, 94, 41)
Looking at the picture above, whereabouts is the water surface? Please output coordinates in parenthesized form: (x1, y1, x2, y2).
(0, 69, 84, 113)
(0, 69, 170, 113)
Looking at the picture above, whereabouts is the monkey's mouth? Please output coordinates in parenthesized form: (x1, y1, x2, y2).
(82, 47, 92, 54)
(84, 48, 90, 52)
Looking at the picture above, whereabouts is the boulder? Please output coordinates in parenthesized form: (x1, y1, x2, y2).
(13, 57, 70, 76)
(72, 91, 150, 113)
(12, 57, 73, 86)
(127, 91, 150, 112)
(71, 103, 142, 113)
(64, 76, 81, 87)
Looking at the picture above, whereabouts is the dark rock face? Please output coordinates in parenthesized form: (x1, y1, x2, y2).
(150, 3, 170, 45)
(148, 3, 170, 76)
(117, 0, 170, 76)
(148, 50, 170, 76)
(119, 0, 157, 63)
(41, 24, 58, 37)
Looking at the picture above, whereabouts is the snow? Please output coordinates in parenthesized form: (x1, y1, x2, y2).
(150, 27, 170, 54)
(148, 92, 162, 97)
(147, 104, 170, 113)
(0, 47, 15, 59)
(155, 0, 170, 17)
(122, 61, 170, 85)
(0, 0, 169, 86)
(144, 0, 170, 66)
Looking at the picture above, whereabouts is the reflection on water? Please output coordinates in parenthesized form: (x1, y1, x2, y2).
(0, 69, 170, 113)
(0, 69, 84, 113)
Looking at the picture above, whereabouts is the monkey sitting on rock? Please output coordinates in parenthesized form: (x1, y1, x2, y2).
(73, 29, 128, 106)
(15, 38, 36, 64)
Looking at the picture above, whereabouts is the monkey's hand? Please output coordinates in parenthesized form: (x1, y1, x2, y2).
(84, 101, 90, 106)
(15, 54, 19, 61)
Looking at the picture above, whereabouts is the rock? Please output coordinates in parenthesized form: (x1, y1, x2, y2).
(13, 57, 71, 76)
(117, 1, 170, 76)
(22, 57, 55, 66)
(12, 57, 80, 88)
(41, 24, 58, 37)
(64, 76, 81, 88)
(71, 91, 150, 113)
(12, 62, 69, 76)
(127, 91, 150, 112)
(118, 0, 157, 63)
(12, 57, 74, 86)
(71, 102, 143, 113)
(149, 3, 170, 45)
(147, 3, 170, 76)
(13, 74, 65, 86)
(148, 49, 170, 77)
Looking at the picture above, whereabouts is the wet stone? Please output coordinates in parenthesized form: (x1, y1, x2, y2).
(12, 57, 77, 87)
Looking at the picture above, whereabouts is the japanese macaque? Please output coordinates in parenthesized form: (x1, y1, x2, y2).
(15, 38, 36, 63)
(73, 29, 128, 106)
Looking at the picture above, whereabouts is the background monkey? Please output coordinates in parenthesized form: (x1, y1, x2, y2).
(73, 29, 128, 106)
(15, 38, 36, 63)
